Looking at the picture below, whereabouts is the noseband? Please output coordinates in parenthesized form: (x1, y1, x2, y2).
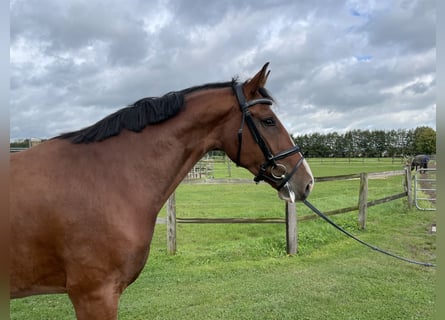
(233, 83, 304, 190)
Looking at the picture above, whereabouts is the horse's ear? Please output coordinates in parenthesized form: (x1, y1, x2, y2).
(244, 62, 270, 97)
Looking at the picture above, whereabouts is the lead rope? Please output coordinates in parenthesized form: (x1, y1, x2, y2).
(303, 200, 436, 267)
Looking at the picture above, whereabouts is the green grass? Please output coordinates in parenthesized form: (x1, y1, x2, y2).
(307, 157, 406, 177)
(10, 158, 436, 319)
(200, 157, 407, 180)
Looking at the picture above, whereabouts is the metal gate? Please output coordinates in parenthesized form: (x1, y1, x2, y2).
(413, 168, 436, 211)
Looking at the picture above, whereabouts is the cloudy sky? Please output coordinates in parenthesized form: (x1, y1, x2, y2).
(10, 0, 435, 141)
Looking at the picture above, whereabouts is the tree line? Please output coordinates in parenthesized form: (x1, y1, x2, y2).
(11, 126, 436, 159)
(293, 126, 436, 158)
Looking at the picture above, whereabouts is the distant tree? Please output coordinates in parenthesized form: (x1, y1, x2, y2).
(343, 131, 354, 158)
(292, 127, 435, 158)
(413, 126, 436, 155)
(10, 139, 30, 148)
(371, 130, 387, 157)
(327, 132, 344, 157)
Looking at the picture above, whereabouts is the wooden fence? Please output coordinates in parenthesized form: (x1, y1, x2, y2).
(161, 168, 413, 255)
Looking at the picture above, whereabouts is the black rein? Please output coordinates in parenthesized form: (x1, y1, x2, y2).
(303, 200, 436, 267)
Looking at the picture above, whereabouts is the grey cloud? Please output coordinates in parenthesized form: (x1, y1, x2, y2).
(361, 0, 435, 52)
(10, 0, 435, 140)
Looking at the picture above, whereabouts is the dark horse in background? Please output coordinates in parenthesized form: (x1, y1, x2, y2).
(10, 63, 314, 319)
(411, 154, 430, 173)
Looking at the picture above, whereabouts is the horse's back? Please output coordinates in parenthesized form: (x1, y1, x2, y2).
(414, 154, 427, 161)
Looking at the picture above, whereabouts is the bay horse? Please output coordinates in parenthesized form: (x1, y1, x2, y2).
(10, 63, 314, 319)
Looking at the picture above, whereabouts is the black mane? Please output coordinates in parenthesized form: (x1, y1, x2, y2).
(56, 80, 237, 144)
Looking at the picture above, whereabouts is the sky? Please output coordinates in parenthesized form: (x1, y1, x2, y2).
(10, 0, 436, 141)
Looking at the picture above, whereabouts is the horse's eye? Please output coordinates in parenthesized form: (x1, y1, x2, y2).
(261, 117, 276, 127)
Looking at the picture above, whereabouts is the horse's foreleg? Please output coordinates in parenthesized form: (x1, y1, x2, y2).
(68, 283, 123, 320)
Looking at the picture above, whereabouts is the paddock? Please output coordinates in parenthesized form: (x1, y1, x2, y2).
(161, 167, 413, 255)
(10, 156, 436, 319)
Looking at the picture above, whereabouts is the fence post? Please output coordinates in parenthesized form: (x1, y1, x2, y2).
(286, 202, 298, 254)
(167, 192, 177, 255)
(404, 166, 412, 208)
(227, 159, 232, 177)
(358, 172, 368, 230)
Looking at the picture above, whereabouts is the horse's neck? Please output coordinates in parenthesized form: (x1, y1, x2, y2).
(105, 90, 234, 212)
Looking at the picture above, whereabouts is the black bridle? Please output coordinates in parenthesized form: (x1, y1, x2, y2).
(233, 83, 304, 190)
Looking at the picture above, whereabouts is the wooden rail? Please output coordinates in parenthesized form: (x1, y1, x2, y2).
(164, 168, 412, 255)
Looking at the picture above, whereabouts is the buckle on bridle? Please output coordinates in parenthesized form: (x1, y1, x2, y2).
(233, 82, 304, 189)
(253, 148, 304, 189)
(271, 163, 287, 179)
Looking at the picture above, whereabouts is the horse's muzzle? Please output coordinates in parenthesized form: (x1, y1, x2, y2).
(278, 159, 314, 203)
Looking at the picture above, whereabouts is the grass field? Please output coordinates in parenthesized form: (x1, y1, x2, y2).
(10, 158, 437, 319)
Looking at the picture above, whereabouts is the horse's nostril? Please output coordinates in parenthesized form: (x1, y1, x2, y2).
(305, 180, 313, 197)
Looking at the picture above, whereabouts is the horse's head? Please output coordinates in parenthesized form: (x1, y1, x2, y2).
(224, 63, 314, 202)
